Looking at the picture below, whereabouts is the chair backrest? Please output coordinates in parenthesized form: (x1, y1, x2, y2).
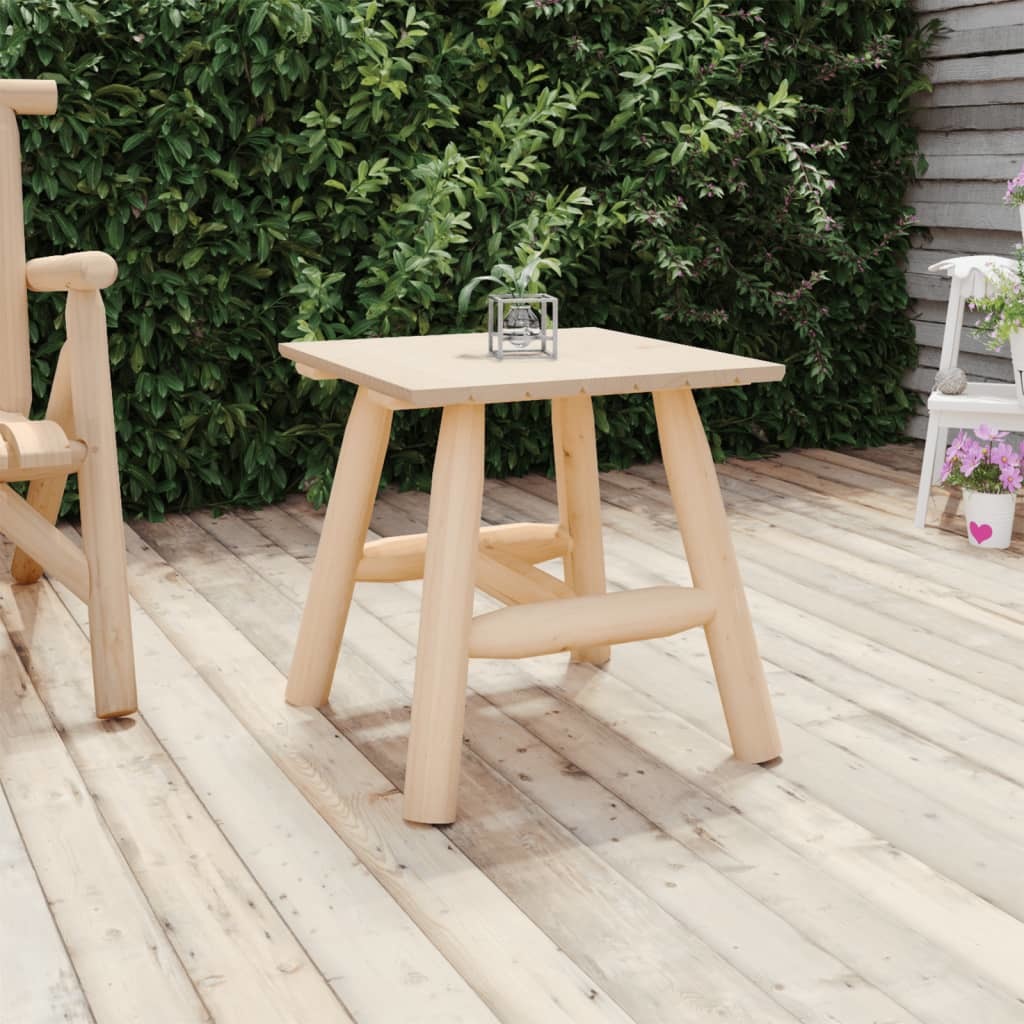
(0, 79, 58, 417)
(928, 254, 1018, 373)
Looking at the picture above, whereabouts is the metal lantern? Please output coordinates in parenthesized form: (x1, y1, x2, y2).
(487, 294, 558, 360)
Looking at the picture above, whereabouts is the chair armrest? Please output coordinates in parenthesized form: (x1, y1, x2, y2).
(0, 79, 58, 115)
(26, 252, 118, 292)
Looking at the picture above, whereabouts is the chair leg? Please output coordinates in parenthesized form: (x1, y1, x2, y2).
(10, 340, 74, 583)
(652, 388, 781, 764)
(403, 403, 485, 824)
(285, 387, 393, 707)
(915, 416, 942, 529)
(67, 291, 136, 718)
(931, 426, 949, 484)
(551, 394, 609, 664)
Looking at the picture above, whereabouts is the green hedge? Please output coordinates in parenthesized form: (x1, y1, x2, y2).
(1, 0, 935, 516)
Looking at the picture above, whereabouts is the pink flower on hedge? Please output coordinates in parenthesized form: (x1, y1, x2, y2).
(975, 423, 1008, 441)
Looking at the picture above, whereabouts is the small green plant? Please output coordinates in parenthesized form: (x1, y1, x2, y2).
(457, 253, 561, 316)
(969, 248, 1024, 349)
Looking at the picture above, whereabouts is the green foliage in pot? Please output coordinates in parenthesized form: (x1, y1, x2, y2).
(0, 0, 937, 516)
(970, 248, 1024, 350)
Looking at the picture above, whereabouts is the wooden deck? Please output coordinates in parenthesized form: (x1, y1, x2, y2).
(3, 442, 1024, 1024)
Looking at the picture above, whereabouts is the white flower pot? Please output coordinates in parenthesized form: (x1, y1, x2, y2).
(962, 490, 1016, 549)
(1011, 328, 1024, 406)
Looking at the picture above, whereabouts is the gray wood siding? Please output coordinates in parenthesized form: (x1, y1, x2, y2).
(904, 0, 1024, 439)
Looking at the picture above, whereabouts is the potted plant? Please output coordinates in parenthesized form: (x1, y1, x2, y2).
(458, 253, 561, 359)
(969, 245, 1024, 404)
(940, 425, 1023, 549)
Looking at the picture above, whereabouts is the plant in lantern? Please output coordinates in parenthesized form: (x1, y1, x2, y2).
(458, 253, 561, 359)
(969, 245, 1024, 404)
(940, 425, 1023, 548)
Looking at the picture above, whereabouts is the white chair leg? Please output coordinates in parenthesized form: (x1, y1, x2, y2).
(931, 426, 949, 483)
(915, 416, 941, 529)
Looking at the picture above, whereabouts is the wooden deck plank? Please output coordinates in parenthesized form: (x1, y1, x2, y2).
(279, 487, 1024, 1024)
(483, 481, 1024, 1007)
(41, 538, 503, 1024)
(142, 510, 799, 1024)
(226, 505, 919, 1024)
(1, 573, 356, 1024)
(121, 521, 643, 1024)
(0, 594, 210, 1024)
(368, 484, 1024, 1022)
(5, 443, 1024, 1023)
(0, 777, 93, 1024)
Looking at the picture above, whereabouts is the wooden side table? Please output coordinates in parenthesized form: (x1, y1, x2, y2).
(281, 327, 784, 824)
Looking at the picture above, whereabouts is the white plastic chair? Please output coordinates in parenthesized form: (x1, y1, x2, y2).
(914, 254, 1024, 528)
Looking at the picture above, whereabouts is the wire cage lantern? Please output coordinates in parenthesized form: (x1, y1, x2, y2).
(487, 294, 558, 360)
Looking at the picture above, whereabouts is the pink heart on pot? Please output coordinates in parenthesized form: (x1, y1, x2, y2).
(969, 521, 993, 544)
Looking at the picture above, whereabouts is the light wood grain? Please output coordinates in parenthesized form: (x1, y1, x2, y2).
(467, 585, 715, 660)
(6, 574, 356, 1024)
(0, 779, 92, 1024)
(286, 387, 392, 706)
(356, 522, 568, 582)
(321, 480, 1024, 1024)
(0, 613, 209, 1024)
(122, 517, 639, 1024)
(551, 394, 609, 662)
(0, 105, 31, 417)
(9, 444, 1024, 1022)
(0, 484, 89, 601)
(403, 403, 485, 824)
(11, 340, 75, 582)
(169, 510, 804, 1024)
(281, 328, 784, 408)
(653, 388, 781, 763)
(0, 79, 58, 115)
(67, 288, 137, 718)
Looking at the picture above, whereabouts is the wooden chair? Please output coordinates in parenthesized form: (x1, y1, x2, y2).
(0, 79, 136, 717)
(914, 254, 1024, 529)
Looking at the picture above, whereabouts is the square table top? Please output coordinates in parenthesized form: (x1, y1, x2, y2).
(280, 327, 785, 408)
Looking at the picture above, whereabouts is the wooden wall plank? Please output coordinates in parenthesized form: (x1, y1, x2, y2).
(921, 0, 1024, 32)
(914, 105, 1024, 132)
(918, 155, 1023, 181)
(918, 129, 1024, 155)
(926, 22, 1024, 57)
(918, 0, 1017, 12)
(915, 80, 1024, 108)
(912, 226, 1020, 254)
(926, 56, 1023, 84)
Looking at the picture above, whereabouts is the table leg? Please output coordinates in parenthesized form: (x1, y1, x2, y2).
(403, 403, 486, 824)
(285, 388, 393, 707)
(551, 394, 609, 664)
(652, 388, 782, 763)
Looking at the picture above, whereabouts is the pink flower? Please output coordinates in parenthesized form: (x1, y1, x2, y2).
(945, 430, 968, 460)
(975, 424, 1008, 441)
(992, 442, 1021, 470)
(940, 456, 954, 483)
(999, 464, 1023, 492)
(958, 438, 983, 476)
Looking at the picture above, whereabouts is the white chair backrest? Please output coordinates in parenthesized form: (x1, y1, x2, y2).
(928, 255, 1018, 372)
